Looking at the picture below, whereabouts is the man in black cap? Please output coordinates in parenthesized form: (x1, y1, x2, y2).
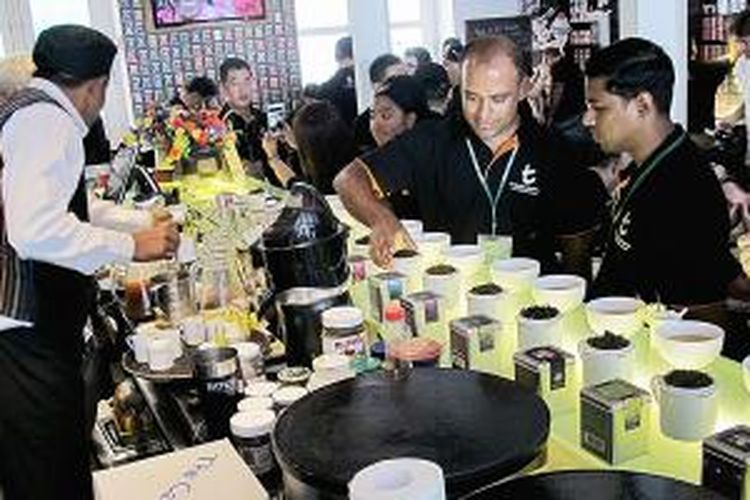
(0, 25, 179, 499)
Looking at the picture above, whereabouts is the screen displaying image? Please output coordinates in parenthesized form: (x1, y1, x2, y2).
(151, 0, 265, 28)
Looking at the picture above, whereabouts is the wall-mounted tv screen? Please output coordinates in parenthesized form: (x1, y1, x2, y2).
(151, 0, 266, 29)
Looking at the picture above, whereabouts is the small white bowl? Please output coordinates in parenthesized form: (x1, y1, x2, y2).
(653, 320, 725, 369)
(743, 355, 750, 394)
(532, 274, 587, 313)
(585, 297, 645, 336)
(491, 258, 541, 293)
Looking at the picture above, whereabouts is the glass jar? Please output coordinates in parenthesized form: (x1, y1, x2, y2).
(229, 410, 280, 491)
(320, 306, 367, 357)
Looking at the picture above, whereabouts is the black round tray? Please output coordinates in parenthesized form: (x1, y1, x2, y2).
(273, 368, 550, 498)
(463, 470, 729, 499)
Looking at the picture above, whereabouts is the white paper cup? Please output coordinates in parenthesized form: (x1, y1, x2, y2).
(156, 328, 182, 360)
(491, 258, 540, 294)
(467, 286, 505, 322)
(517, 312, 562, 350)
(148, 338, 175, 371)
(578, 338, 635, 386)
(478, 234, 513, 264)
(423, 267, 460, 311)
(417, 232, 451, 267)
(126, 333, 150, 364)
(393, 252, 423, 293)
(532, 274, 587, 314)
(651, 373, 718, 441)
(442, 244, 484, 291)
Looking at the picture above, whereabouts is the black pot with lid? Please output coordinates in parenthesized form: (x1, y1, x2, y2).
(258, 182, 349, 292)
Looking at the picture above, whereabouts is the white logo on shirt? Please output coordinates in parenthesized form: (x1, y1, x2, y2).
(614, 212, 633, 252)
(510, 163, 540, 196)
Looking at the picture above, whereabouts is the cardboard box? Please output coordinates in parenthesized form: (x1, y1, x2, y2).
(93, 439, 268, 500)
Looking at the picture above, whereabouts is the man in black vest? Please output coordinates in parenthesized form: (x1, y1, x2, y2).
(0, 25, 179, 499)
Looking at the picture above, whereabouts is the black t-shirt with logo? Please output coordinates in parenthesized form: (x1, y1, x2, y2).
(592, 125, 742, 305)
(361, 114, 606, 271)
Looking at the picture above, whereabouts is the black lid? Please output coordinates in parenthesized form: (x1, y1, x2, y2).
(272, 369, 549, 497)
(261, 182, 341, 249)
(464, 470, 728, 499)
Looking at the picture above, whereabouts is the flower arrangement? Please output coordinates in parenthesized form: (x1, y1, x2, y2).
(122, 103, 170, 151)
(162, 107, 236, 167)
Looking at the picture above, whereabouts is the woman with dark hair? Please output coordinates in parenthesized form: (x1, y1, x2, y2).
(370, 74, 434, 147)
(262, 100, 356, 194)
(369, 75, 436, 218)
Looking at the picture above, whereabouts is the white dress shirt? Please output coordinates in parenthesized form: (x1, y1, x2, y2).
(0, 78, 150, 330)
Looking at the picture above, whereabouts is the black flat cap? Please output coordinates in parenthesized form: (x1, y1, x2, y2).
(33, 24, 117, 81)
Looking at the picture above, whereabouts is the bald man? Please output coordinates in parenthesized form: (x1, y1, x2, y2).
(334, 36, 606, 276)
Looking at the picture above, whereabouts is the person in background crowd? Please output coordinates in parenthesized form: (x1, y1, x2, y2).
(545, 44, 586, 128)
(404, 46, 432, 74)
(722, 10, 750, 168)
(370, 75, 435, 218)
(334, 36, 605, 275)
(353, 53, 408, 152)
(0, 25, 179, 499)
(0, 55, 35, 104)
(263, 101, 356, 194)
(714, 10, 750, 228)
(584, 38, 750, 360)
(316, 36, 357, 125)
(441, 37, 464, 87)
(218, 57, 272, 180)
(413, 62, 453, 115)
(170, 75, 220, 111)
(370, 75, 433, 147)
(441, 38, 465, 118)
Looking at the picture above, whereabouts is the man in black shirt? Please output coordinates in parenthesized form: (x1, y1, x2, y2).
(585, 38, 750, 309)
(218, 57, 269, 179)
(316, 36, 357, 126)
(334, 36, 605, 274)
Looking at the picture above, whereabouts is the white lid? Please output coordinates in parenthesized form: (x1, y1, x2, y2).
(245, 380, 280, 398)
(321, 306, 364, 330)
(313, 353, 351, 372)
(231, 341, 262, 359)
(273, 386, 308, 406)
(237, 396, 274, 412)
(230, 410, 275, 438)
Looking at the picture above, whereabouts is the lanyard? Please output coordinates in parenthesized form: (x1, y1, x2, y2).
(466, 137, 519, 236)
(611, 131, 687, 228)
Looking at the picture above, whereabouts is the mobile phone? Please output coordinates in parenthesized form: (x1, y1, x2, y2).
(266, 102, 286, 131)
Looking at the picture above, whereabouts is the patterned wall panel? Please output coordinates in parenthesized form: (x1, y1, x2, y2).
(118, 0, 302, 116)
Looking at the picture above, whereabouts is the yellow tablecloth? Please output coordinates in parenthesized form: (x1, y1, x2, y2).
(479, 307, 749, 483)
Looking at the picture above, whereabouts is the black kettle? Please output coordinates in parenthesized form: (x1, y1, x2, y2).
(257, 182, 350, 292)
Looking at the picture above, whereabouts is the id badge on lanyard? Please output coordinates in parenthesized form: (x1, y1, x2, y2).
(465, 137, 519, 236)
